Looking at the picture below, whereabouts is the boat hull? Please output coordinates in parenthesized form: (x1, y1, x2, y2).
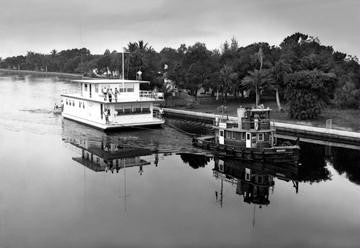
(192, 136, 300, 165)
(62, 113, 164, 131)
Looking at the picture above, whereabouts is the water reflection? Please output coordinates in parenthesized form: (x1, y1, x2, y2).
(297, 142, 332, 183)
(1, 73, 359, 247)
(179, 153, 211, 169)
(68, 138, 156, 174)
(213, 157, 299, 207)
(331, 147, 360, 185)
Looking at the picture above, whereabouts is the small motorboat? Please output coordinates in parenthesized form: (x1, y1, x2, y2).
(53, 103, 63, 114)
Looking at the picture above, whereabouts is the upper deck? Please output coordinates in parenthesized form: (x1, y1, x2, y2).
(62, 79, 164, 103)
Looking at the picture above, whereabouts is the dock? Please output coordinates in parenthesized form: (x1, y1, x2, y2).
(156, 107, 360, 149)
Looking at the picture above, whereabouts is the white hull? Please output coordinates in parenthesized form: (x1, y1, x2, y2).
(62, 112, 164, 130)
(61, 79, 165, 131)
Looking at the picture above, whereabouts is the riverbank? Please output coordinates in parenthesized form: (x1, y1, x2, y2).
(0, 68, 84, 78)
(173, 97, 360, 132)
(158, 107, 360, 149)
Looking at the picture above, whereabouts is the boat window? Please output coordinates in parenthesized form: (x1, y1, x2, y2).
(226, 131, 232, 139)
(142, 107, 150, 113)
(134, 106, 141, 113)
(246, 133, 250, 140)
(124, 106, 132, 114)
(83, 102, 85, 109)
(245, 169, 251, 181)
(116, 108, 124, 115)
(125, 83, 134, 92)
(220, 130, 224, 137)
(235, 132, 241, 140)
(84, 84, 88, 91)
(79, 101, 81, 108)
(258, 133, 264, 141)
(241, 133, 246, 140)
(72, 101, 75, 106)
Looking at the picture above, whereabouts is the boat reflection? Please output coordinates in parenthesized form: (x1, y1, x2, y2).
(213, 157, 299, 207)
(62, 130, 163, 176)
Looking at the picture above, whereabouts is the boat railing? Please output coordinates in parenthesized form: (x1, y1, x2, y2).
(139, 91, 153, 98)
(139, 91, 164, 100)
(242, 119, 271, 130)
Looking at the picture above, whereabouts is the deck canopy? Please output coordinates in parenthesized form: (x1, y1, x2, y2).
(72, 79, 150, 84)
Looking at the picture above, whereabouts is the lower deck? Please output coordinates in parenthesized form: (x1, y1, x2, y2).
(62, 95, 164, 130)
(63, 112, 164, 130)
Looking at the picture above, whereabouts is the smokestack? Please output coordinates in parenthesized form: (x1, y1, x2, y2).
(237, 107, 245, 129)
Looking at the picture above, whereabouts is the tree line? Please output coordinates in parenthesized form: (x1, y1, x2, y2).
(1, 33, 359, 119)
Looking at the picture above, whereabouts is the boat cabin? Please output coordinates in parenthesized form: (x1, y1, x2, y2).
(214, 107, 275, 149)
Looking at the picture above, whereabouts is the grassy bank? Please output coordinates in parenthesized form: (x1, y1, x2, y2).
(173, 97, 360, 132)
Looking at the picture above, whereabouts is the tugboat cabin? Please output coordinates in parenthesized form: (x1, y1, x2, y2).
(214, 107, 275, 149)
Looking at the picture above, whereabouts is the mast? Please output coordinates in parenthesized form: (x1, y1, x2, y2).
(122, 50, 125, 80)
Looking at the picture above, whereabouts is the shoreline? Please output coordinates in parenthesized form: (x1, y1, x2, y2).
(169, 97, 360, 132)
(0, 68, 84, 78)
(157, 107, 360, 149)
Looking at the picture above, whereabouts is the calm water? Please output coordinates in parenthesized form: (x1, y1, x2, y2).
(0, 73, 359, 248)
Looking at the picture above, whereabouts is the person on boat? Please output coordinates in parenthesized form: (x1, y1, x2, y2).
(114, 88, 119, 102)
(254, 114, 259, 130)
(108, 89, 113, 102)
(105, 109, 109, 124)
(102, 87, 108, 101)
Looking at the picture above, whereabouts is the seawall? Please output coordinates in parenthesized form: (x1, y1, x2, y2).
(156, 107, 360, 150)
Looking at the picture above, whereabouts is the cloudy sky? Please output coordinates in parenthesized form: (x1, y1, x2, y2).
(0, 0, 359, 57)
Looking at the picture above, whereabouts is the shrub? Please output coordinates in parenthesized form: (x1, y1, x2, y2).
(285, 70, 336, 120)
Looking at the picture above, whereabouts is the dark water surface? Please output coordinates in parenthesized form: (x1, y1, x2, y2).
(0, 73, 359, 248)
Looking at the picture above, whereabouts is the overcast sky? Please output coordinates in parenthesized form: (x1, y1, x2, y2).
(0, 0, 359, 58)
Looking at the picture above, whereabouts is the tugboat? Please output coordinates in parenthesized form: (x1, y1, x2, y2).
(192, 106, 300, 165)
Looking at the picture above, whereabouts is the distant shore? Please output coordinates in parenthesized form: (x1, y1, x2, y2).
(0, 68, 84, 78)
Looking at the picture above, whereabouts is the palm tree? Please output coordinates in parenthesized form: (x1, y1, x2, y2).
(51, 49, 57, 57)
(269, 60, 292, 111)
(219, 64, 238, 104)
(241, 69, 269, 106)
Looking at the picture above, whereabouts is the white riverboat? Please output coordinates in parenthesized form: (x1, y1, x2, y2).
(61, 78, 165, 130)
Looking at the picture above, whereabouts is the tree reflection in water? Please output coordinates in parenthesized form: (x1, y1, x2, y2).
(179, 153, 211, 169)
(331, 147, 360, 185)
(297, 142, 331, 183)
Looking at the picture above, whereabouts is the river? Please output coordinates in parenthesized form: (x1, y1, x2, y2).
(0, 72, 359, 248)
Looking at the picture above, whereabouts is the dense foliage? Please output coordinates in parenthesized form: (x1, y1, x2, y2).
(285, 70, 336, 119)
(1, 32, 359, 118)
